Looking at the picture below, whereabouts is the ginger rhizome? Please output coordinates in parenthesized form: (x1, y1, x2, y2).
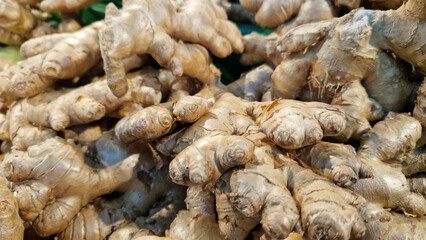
(288, 141, 361, 187)
(0, 0, 56, 45)
(114, 88, 364, 239)
(99, 0, 243, 96)
(1, 137, 139, 236)
(0, 176, 24, 240)
(239, 0, 334, 32)
(0, 67, 200, 136)
(227, 64, 273, 101)
(0, 21, 104, 109)
(0, 0, 424, 239)
(19, 0, 101, 13)
(351, 113, 426, 216)
(242, 0, 425, 119)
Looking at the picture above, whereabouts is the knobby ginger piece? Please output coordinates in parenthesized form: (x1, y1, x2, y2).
(278, 156, 367, 240)
(0, 0, 58, 46)
(158, 186, 222, 240)
(239, 0, 334, 30)
(243, 43, 384, 141)
(40, 0, 100, 13)
(360, 204, 426, 240)
(243, 1, 425, 114)
(0, 21, 103, 104)
(170, 134, 255, 186)
(62, 124, 103, 146)
(59, 186, 186, 240)
(289, 141, 361, 187)
(351, 113, 426, 216)
(164, 92, 348, 186)
(116, 88, 215, 143)
(58, 199, 128, 240)
(1, 137, 139, 237)
(227, 165, 300, 239)
(99, 0, 242, 96)
(251, 99, 346, 149)
(0, 93, 57, 150)
(215, 177, 261, 240)
(8, 68, 189, 132)
(0, 177, 24, 240)
(227, 64, 273, 102)
(0, 27, 25, 45)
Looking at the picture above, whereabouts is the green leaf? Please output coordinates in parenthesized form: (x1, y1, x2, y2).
(0, 46, 24, 60)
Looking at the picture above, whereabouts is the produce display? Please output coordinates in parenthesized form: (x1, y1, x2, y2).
(0, 0, 424, 239)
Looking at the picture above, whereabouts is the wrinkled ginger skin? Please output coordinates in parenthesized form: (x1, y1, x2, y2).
(0, 22, 103, 99)
(373, 0, 425, 74)
(16, 0, 101, 13)
(360, 211, 426, 240)
(0, 177, 24, 240)
(358, 113, 421, 163)
(100, 0, 242, 96)
(251, 99, 346, 149)
(252, 2, 422, 113)
(1, 137, 138, 237)
(227, 64, 273, 101)
(17, 69, 165, 131)
(58, 199, 127, 240)
(215, 177, 261, 240)
(281, 158, 367, 240)
(115, 106, 175, 143)
(172, 88, 216, 123)
(228, 166, 300, 239)
(170, 134, 255, 186)
(352, 114, 426, 216)
(328, 80, 383, 141)
(166, 186, 222, 240)
(163, 93, 349, 189)
(290, 141, 361, 187)
(239, 0, 333, 29)
(0, 95, 57, 150)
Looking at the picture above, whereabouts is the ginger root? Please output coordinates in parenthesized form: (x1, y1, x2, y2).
(289, 141, 361, 187)
(0, 0, 56, 45)
(239, 0, 334, 31)
(99, 0, 242, 96)
(1, 137, 139, 236)
(3, 67, 196, 133)
(281, 158, 367, 240)
(267, 1, 424, 113)
(0, 21, 104, 106)
(0, 176, 24, 240)
(351, 113, 426, 216)
(227, 165, 300, 239)
(227, 64, 273, 102)
(360, 204, 426, 240)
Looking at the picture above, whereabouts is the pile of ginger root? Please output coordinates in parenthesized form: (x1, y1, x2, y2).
(0, 0, 425, 239)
